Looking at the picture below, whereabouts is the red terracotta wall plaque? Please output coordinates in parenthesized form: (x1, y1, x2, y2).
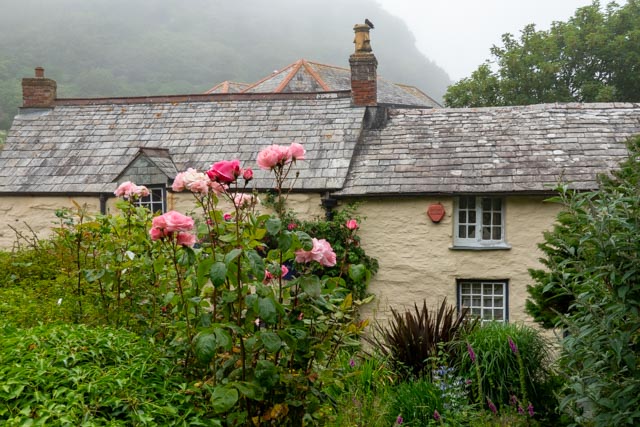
(427, 203, 445, 223)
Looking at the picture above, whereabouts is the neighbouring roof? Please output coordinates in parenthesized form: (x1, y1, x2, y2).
(205, 59, 440, 108)
(336, 103, 640, 196)
(204, 81, 251, 94)
(0, 92, 365, 194)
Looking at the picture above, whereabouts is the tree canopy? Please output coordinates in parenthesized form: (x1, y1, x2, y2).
(444, 0, 640, 107)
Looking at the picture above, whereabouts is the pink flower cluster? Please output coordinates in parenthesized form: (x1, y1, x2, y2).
(256, 143, 305, 170)
(149, 210, 196, 247)
(346, 219, 358, 230)
(294, 238, 337, 267)
(172, 168, 225, 195)
(114, 181, 150, 199)
(233, 193, 259, 209)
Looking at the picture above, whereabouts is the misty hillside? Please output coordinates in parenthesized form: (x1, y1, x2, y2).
(0, 0, 451, 130)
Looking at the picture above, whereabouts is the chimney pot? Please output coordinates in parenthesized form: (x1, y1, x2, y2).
(22, 68, 57, 108)
(350, 23, 378, 107)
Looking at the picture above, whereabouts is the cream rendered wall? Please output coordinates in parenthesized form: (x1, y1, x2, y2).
(352, 196, 561, 325)
(0, 196, 100, 248)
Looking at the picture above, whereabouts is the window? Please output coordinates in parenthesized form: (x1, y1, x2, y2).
(458, 279, 508, 322)
(454, 196, 509, 248)
(136, 186, 166, 213)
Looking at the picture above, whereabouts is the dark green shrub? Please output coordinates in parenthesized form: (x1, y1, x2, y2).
(0, 323, 218, 425)
(454, 322, 558, 421)
(366, 299, 477, 378)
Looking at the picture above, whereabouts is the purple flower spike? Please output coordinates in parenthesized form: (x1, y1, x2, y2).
(487, 398, 498, 414)
(467, 342, 476, 363)
(528, 402, 534, 417)
(508, 336, 519, 355)
(510, 395, 518, 406)
(349, 358, 355, 368)
(396, 415, 403, 425)
(518, 405, 525, 415)
(433, 410, 441, 421)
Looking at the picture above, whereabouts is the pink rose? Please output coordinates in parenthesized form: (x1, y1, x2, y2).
(256, 145, 289, 170)
(115, 181, 149, 199)
(163, 211, 195, 233)
(295, 238, 336, 267)
(288, 143, 305, 161)
(287, 222, 297, 230)
(233, 193, 256, 209)
(209, 181, 226, 195)
(243, 168, 253, 181)
(171, 173, 186, 192)
(149, 227, 164, 241)
(223, 213, 232, 221)
(281, 265, 289, 277)
(207, 160, 242, 183)
(346, 219, 358, 230)
(176, 232, 196, 247)
(173, 168, 211, 194)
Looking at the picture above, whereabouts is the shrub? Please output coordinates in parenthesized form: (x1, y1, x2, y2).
(454, 322, 558, 421)
(366, 298, 477, 378)
(0, 323, 217, 425)
(388, 378, 445, 426)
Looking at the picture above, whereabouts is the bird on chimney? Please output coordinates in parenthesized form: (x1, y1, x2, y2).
(365, 18, 374, 29)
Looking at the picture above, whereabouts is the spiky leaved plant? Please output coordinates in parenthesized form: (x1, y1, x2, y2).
(366, 298, 478, 378)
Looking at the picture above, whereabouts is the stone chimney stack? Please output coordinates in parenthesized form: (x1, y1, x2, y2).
(349, 23, 378, 107)
(22, 67, 57, 108)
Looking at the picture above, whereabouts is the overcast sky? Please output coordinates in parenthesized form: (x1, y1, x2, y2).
(375, 0, 609, 81)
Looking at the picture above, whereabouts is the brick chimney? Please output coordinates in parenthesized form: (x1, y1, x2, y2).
(22, 67, 57, 108)
(349, 24, 377, 107)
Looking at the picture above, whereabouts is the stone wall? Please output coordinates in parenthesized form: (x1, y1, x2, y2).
(352, 195, 561, 324)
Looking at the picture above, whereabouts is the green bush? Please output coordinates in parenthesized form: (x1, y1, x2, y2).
(0, 323, 218, 425)
(388, 378, 444, 426)
(454, 322, 559, 422)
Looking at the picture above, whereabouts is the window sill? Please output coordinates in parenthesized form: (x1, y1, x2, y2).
(449, 243, 512, 251)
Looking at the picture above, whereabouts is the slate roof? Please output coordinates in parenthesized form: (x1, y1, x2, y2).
(205, 81, 251, 94)
(212, 59, 440, 108)
(336, 103, 640, 196)
(0, 92, 365, 194)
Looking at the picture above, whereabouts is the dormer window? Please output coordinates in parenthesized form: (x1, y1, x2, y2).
(453, 196, 510, 249)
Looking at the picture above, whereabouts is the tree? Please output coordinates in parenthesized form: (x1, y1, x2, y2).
(526, 136, 640, 424)
(444, 0, 640, 107)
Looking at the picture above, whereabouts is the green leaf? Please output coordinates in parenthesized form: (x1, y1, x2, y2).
(257, 297, 277, 324)
(260, 331, 282, 353)
(245, 250, 265, 281)
(348, 264, 366, 282)
(233, 381, 263, 400)
(197, 257, 214, 286)
(278, 231, 293, 251)
(194, 333, 217, 364)
(224, 249, 242, 266)
(295, 231, 313, 250)
(209, 262, 227, 287)
(211, 385, 238, 413)
(266, 217, 282, 235)
(214, 327, 232, 351)
(255, 360, 279, 388)
(300, 276, 321, 298)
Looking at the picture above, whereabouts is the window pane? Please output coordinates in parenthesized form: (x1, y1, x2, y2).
(472, 297, 481, 307)
(493, 198, 502, 210)
(494, 310, 504, 320)
(494, 283, 503, 293)
(482, 198, 491, 211)
(492, 226, 502, 240)
(483, 212, 491, 224)
(468, 225, 475, 238)
(461, 297, 471, 307)
(459, 211, 467, 223)
(494, 297, 503, 307)
(461, 282, 471, 293)
(493, 213, 501, 225)
(458, 225, 466, 238)
(482, 226, 490, 240)
(483, 309, 493, 319)
(483, 297, 493, 307)
(472, 283, 481, 294)
(468, 197, 475, 209)
(469, 211, 476, 223)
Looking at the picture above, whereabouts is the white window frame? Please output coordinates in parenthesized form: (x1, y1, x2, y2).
(136, 186, 166, 213)
(457, 279, 508, 322)
(453, 196, 510, 249)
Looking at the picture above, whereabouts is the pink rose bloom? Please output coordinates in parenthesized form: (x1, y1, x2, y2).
(223, 213, 232, 221)
(115, 181, 149, 199)
(209, 181, 226, 195)
(233, 193, 254, 208)
(163, 211, 195, 233)
(295, 238, 336, 267)
(176, 232, 197, 247)
(256, 145, 289, 170)
(288, 143, 305, 161)
(207, 160, 242, 183)
(242, 168, 254, 181)
(171, 173, 186, 192)
(189, 179, 210, 194)
(287, 222, 297, 230)
(280, 264, 289, 277)
(346, 219, 358, 230)
(149, 226, 164, 241)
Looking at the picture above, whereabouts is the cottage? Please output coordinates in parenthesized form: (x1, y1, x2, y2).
(1, 24, 639, 323)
